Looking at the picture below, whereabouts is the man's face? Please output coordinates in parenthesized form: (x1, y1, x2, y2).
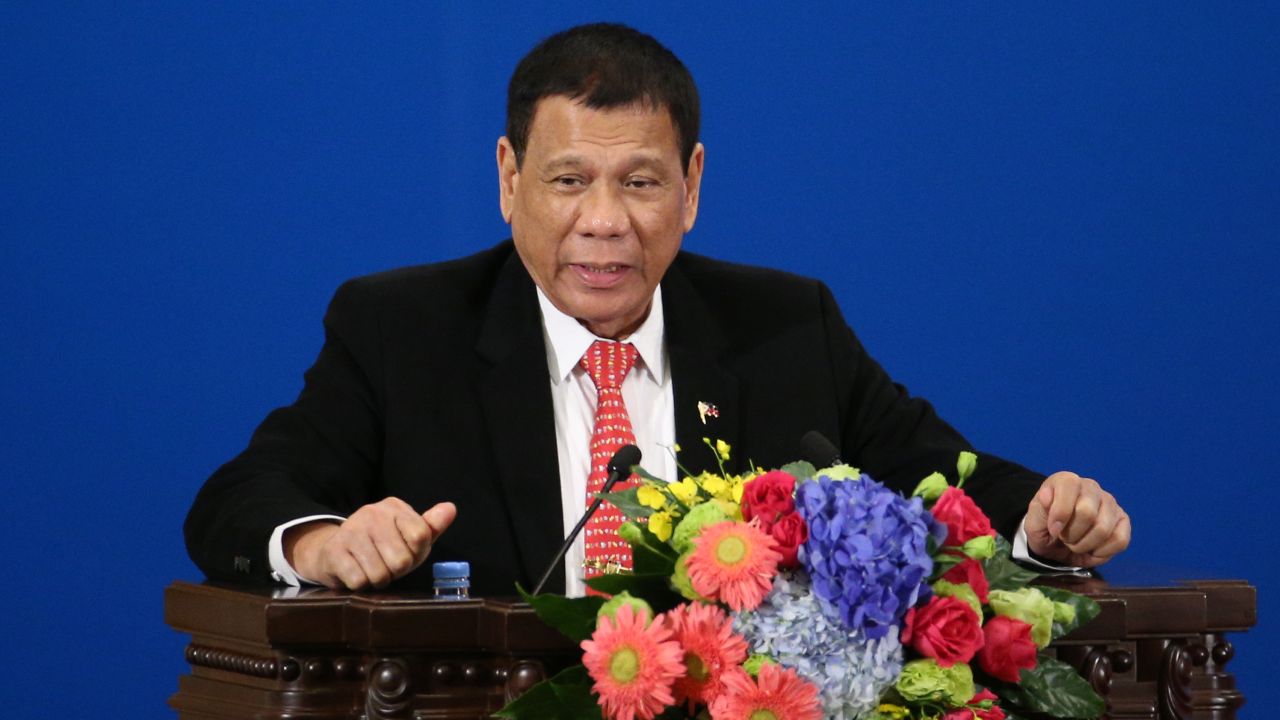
(498, 96, 704, 339)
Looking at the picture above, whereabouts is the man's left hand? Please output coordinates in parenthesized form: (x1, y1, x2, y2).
(1025, 471, 1131, 568)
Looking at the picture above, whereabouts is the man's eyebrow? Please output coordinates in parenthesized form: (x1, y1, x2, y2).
(540, 155, 588, 172)
(539, 153, 672, 174)
(623, 154, 669, 173)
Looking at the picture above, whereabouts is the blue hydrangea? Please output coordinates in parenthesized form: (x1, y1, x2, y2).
(796, 473, 944, 638)
(734, 570, 903, 719)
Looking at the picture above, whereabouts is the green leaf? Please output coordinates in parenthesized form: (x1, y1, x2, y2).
(1035, 585, 1102, 641)
(585, 573, 683, 613)
(631, 525, 678, 576)
(547, 666, 604, 719)
(780, 460, 817, 482)
(632, 465, 667, 483)
(929, 550, 966, 581)
(997, 654, 1105, 719)
(631, 520, 678, 557)
(598, 486, 653, 521)
(492, 678, 557, 719)
(926, 533, 940, 558)
(493, 665, 601, 720)
(984, 536, 1040, 591)
(516, 584, 605, 642)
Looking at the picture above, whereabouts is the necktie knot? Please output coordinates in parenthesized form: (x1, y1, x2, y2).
(580, 340, 638, 390)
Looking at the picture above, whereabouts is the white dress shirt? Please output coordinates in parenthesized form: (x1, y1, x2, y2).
(537, 287, 677, 597)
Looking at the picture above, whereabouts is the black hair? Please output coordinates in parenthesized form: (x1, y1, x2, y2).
(506, 23, 700, 172)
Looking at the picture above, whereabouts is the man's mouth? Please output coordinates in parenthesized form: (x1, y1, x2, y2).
(570, 263, 631, 288)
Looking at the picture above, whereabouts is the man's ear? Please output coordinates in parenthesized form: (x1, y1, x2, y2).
(496, 137, 519, 224)
(682, 142, 706, 233)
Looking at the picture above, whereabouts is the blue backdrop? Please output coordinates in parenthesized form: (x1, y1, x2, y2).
(3, 3, 1276, 717)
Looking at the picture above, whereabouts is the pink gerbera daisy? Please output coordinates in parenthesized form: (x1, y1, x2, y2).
(708, 664, 823, 720)
(580, 604, 686, 720)
(665, 602, 750, 710)
(685, 521, 782, 611)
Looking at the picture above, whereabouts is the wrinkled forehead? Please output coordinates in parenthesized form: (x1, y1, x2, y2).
(523, 96, 684, 163)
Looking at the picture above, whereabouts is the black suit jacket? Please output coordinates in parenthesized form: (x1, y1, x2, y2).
(185, 241, 1043, 596)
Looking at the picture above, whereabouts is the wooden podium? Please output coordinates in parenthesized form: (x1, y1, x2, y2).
(164, 576, 1255, 719)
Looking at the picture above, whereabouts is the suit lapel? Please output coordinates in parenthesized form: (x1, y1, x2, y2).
(661, 260, 743, 477)
(475, 252, 564, 590)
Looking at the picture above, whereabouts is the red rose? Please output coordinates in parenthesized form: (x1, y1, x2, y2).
(978, 616, 1038, 683)
(943, 690, 1005, 720)
(931, 487, 996, 547)
(978, 704, 1006, 720)
(767, 511, 808, 568)
(741, 470, 796, 524)
(900, 596, 984, 667)
(971, 689, 1006, 720)
(942, 556, 990, 604)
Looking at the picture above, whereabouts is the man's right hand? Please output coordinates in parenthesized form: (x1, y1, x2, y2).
(284, 498, 457, 590)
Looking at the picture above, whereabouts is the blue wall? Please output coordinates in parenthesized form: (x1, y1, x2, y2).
(3, 3, 1276, 717)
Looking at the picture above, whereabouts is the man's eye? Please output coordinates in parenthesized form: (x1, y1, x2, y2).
(626, 177, 659, 189)
(553, 176, 585, 187)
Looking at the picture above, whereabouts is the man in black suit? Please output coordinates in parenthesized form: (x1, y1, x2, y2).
(185, 23, 1130, 597)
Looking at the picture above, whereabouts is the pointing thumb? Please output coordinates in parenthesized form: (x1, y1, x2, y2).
(423, 502, 458, 538)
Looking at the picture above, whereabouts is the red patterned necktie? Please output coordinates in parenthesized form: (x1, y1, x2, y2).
(580, 340, 639, 581)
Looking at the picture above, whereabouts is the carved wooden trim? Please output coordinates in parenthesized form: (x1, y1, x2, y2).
(366, 657, 413, 720)
(1211, 639, 1234, 666)
(1189, 632, 1246, 719)
(185, 643, 278, 679)
(1158, 642, 1193, 720)
(1081, 646, 1114, 698)
(165, 579, 1256, 720)
(503, 659, 547, 704)
(1110, 647, 1133, 674)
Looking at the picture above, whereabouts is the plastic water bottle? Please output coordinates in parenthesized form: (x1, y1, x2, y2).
(432, 561, 471, 599)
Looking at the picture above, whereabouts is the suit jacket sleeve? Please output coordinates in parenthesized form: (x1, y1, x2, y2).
(819, 282, 1043, 540)
(184, 278, 385, 583)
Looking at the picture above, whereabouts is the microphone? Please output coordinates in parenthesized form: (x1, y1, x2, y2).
(800, 430, 841, 467)
(531, 444, 642, 596)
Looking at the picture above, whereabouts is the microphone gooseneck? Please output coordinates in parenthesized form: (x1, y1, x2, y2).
(800, 430, 841, 468)
(531, 444, 642, 596)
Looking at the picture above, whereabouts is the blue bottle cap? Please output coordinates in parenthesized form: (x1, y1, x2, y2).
(432, 561, 470, 580)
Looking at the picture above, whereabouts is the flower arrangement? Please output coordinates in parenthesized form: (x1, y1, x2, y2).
(497, 440, 1105, 720)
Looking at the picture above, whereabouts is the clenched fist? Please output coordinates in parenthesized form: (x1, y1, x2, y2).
(1025, 471, 1130, 568)
(284, 498, 457, 589)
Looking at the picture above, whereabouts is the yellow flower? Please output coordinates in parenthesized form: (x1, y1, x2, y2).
(669, 478, 699, 505)
(715, 439, 731, 461)
(875, 704, 910, 719)
(647, 511, 673, 542)
(731, 480, 745, 504)
(700, 475, 730, 501)
(672, 443, 681, 453)
(636, 485, 668, 510)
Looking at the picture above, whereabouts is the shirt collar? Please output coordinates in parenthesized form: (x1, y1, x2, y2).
(536, 287, 667, 386)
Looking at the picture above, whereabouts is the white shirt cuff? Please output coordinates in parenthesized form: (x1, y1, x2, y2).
(268, 515, 345, 585)
(1011, 517, 1090, 575)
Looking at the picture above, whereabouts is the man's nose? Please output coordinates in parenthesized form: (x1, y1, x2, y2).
(575, 184, 630, 238)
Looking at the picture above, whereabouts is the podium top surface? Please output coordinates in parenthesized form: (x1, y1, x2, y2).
(164, 573, 1256, 653)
